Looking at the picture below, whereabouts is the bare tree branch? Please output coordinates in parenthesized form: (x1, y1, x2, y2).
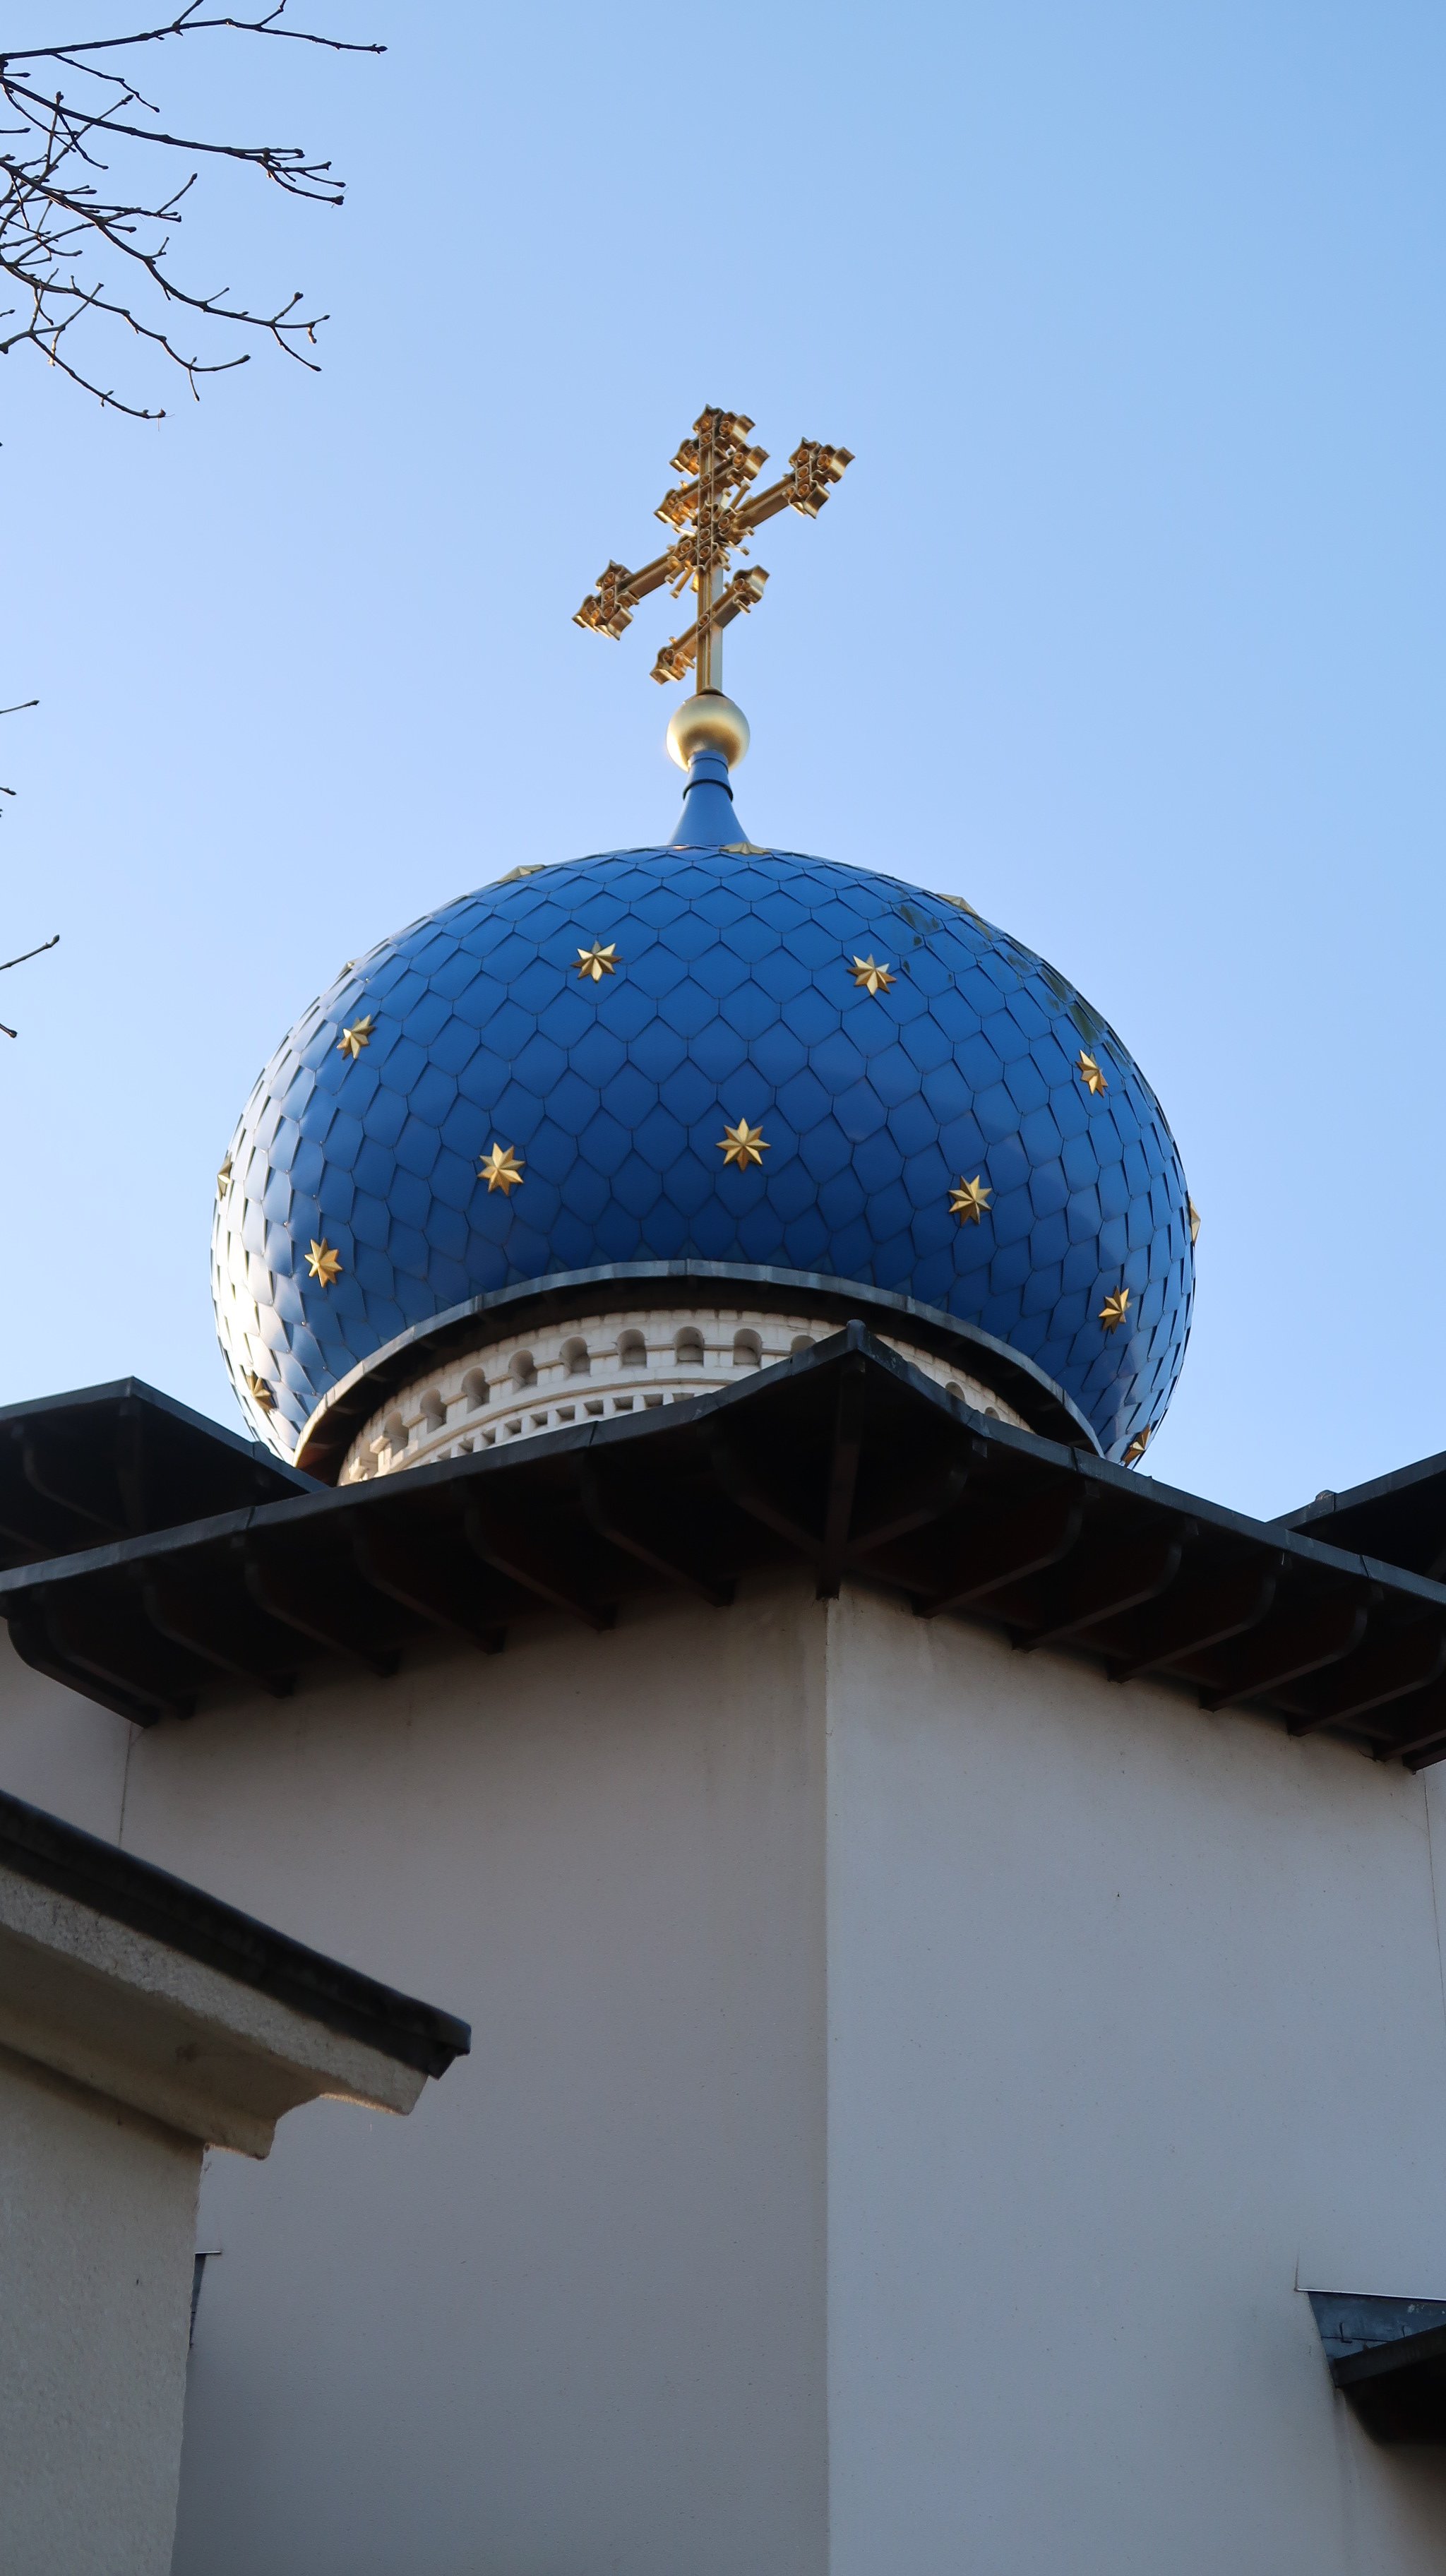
(0, 4, 382, 418)
(0, 697, 38, 807)
(0, 703, 53, 1030)
(0, 936, 58, 1033)
(0, 934, 60, 972)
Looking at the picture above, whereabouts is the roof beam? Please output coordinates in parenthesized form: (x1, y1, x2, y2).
(815, 1355, 867, 1600)
(1401, 1725, 1446, 1772)
(849, 1456, 975, 1556)
(4, 1607, 162, 1727)
(114, 1396, 150, 1537)
(916, 1486, 1086, 1618)
(241, 1551, 402, 1678)
(708, 1415, 972, 1596)
(1015, 1525, 1191, 1652)
(1368, 1678, 1446, 1765)
(140, 1574, 297, 1699)
(463, 1498, 616, 1633)
(16, 1430, 124, 1540)
(575, 1462, 734, 1608)
(706, 1431, 820, 1566)
(1197, 1593, 1375, 1712)
(1284, 1622, 1446, 1736)
(1104, 1558, 1281, 1682)
(351, 1519, 507, 1653)
(28, 1593, 196, 1722)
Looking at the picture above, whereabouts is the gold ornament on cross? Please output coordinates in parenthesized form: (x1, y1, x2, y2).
(575, 409, 853, 696)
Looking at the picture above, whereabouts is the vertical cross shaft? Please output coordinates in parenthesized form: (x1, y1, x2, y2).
(694, 410, 724, 694)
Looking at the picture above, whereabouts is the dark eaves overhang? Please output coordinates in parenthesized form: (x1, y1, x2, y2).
(292, 1260, 1099, 1479)
(1282, 1451, 1446, 1586)
(0, 1377, 316, 1573)
(7, 1325, 1446, 1768)
(0, 1786, 470, 2079)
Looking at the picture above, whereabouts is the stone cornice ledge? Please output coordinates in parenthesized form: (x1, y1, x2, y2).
(0, 1793, 470, 2155)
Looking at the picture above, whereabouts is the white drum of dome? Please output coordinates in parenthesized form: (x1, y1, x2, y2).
(337, 1308, 1027, 1481)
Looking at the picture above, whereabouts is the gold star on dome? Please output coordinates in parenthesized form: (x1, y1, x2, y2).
(718, 1116, 769, 1169)
(479, 1142, 525, 1194)
(305, 1239, 342, 1287)
(1099, 1286, 1130, 1333)
(849, 954, 895, 996)
(575, 941, 619, 982)
(1123, 1426, 1151, 1466)
(244, 1368, 276, 1413)
(1188, 1197, 1201, 1247)
(948, 1174, 993, 1225)
(1077, 1050, 1108, 1095)
(337, 1013, 375, 1061)
(216, 1155, 232, 1200)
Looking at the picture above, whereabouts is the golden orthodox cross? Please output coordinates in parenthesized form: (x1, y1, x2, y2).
(575, 409, 853, 692)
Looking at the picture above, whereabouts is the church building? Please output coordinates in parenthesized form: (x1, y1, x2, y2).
(5, 410, 1446, 2574)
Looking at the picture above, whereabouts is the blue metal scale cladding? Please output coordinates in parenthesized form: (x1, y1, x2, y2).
(213, 811, 1194, 1465)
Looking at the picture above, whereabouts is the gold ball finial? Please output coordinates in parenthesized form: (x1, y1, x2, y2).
(666, 690, 750, 773)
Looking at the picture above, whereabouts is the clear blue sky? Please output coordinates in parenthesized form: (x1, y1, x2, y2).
(3, 1, 1441, 1519)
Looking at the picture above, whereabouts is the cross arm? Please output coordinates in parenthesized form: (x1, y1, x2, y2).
(737, 441, 854, 533)
(574, 549, 678, 640)
(652, 565, 770, 684)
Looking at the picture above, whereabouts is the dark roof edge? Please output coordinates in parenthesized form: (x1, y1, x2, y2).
(0, 1374, 318, 1489)
(6, 1327, 1446, 1615)
(0, 1788, 470, 2079)
(293, 1260, 1101, 1479)
(1279, 1447, 1446, 1536)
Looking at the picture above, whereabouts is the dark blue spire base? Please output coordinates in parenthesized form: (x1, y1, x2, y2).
(671, 746, 742, 846)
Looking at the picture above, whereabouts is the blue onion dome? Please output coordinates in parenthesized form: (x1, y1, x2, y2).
(212, 738, 1195, 1474)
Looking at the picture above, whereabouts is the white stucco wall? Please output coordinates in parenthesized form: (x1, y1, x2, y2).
(824, 1587, 1446, 2576)
(0, 2041, 200, 2576)
(6, 1576, 1446, 2572)
(0, 1623, 133, 1840)
(128, 1582, 830, 2576)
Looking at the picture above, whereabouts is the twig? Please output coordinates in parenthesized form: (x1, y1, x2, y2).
(0, 933, 59, 972)
(0, 3, 381, 417)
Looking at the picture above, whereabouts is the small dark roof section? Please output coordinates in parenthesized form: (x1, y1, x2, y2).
(1282, 1453, 1446, 1585)
(1309, 2291, 1446, 2443)
(8, 1325, 1446, 1770)
(0, 1787, 470, 2080)
(0, 1378, 315, 1575)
